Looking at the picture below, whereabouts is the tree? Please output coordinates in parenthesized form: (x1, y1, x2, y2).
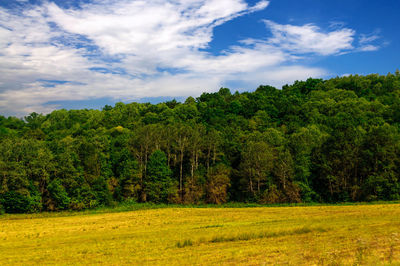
(129, 124, 159, 201)
(1, 72, 400, 212)
(206, 164, 231, 204)
(0, 191, 41, 213)
(240, 140, 275, 198)
(47, 179, 71, 210)
(146, 150, 177, 203)
(183, 173, 204, 204)
(174, 123, 191, 200)
(273, 148, 301, 203)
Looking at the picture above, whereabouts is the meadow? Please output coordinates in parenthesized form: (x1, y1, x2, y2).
(0, 204, 400, 265)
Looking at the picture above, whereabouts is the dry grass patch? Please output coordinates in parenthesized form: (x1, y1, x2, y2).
(0, 204, 400, 265)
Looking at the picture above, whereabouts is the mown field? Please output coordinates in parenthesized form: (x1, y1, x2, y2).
(0, 204, 400, 265)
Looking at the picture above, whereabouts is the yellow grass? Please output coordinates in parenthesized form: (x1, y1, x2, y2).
(1, 204, 400, 265)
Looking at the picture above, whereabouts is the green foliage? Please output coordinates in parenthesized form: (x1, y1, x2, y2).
(1, 72, 400, 212)
(0, 191, 41, 213)
(47, 179, 71, 210)
(146, 150, 176, 203)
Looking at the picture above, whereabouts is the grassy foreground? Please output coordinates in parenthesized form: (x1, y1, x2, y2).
(1, 204, 400, 265)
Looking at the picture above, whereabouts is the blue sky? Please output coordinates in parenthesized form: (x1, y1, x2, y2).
(0, 0, 398, 116)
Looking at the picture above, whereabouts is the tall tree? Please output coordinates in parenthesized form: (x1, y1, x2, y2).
(146, 150, 176, 203)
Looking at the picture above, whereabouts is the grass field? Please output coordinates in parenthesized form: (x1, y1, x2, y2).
(1, 204, 400, 265)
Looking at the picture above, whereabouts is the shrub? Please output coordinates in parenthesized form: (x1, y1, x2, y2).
(0, 191, 41, 213)
(47, 179, 71, 210)
(206, 164, 231, 204)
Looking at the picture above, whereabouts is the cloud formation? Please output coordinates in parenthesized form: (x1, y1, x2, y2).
(0, 0, 381, 116)
(263, 20, 355, 55)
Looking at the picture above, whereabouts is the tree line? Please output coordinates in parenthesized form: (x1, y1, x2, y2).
(1, 71, 400, 213)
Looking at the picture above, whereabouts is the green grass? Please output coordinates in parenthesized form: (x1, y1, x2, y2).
(1, 200, 399, 219)
(177, 226, 329, 247)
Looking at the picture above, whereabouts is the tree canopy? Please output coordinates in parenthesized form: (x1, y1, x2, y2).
(1, 72, 400, 212)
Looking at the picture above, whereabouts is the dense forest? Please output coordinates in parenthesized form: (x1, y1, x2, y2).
(1, 72, 400, 213)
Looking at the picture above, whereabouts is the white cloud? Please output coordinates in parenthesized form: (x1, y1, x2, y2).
(359, 34, 380, 45)
(46, 0, 256, 54)
(264, 20, 355, 56)
(358, 31, 381, 52)
(0, 0, 381, 116)
(358, 45, 379, 52)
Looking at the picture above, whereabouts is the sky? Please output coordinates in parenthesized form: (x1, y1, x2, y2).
(0, 0, 398, 117)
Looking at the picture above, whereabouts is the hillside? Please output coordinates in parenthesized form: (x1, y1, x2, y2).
(1, 72, 400, 213)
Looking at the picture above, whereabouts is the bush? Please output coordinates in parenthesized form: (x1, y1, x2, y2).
(297, 182, 319, 203)
(183, 175, 204, 204)
(0, 191, 42, 213)
(47, 179, 71, 210)
(206, 164, 231, 204)
(260, 185, 282, 204)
